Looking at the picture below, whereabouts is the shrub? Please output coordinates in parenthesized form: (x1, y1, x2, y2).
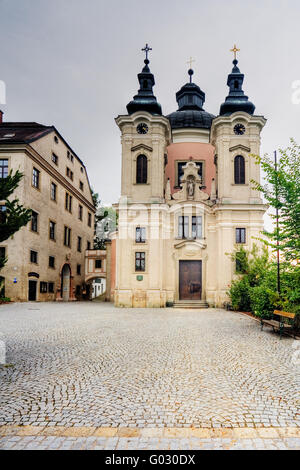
(228, 277, 251, 312)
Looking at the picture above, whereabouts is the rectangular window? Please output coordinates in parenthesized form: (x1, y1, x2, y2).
(77, 264, 81, 275)
(64, 226, 71, 247)
(31, 211, 38, 232)
(135, 227, 146, 243)
(178, 216, 189, 239)
(40, 281, 48, 293)
(52, 153, 58, 165)
(30, 250, 38, 264)
(236, 228, 246, 244)
(48, 282, 54, 293)
(79, 181, 84, 191)
(67, 151, 74, 163)
(32, 167, 40, 189)
(50, 182, 57, 201)
(88, 212, 92, 227)
(192, 216, 202, 239)
(77, 236, 82, 252)
(49, 221, 56, 240)
(65, 192, 72, 212)
(0, 159, 8, 178)
(95, 259, 102, 269)
(87, 241, 91, 250)
(49, 256, 55, 268)
(66, 167, 73, 180)
(78, 205, 83, 220)
(135, 252, 145, 272)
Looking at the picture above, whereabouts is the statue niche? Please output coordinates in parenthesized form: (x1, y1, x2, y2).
(172, 161, 209, 202)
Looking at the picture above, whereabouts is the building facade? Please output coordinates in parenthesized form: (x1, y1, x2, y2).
(112, 50, 267, 308)
(0, 119, 95, 302)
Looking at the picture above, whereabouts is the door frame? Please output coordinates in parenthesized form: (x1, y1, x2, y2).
(28, 280, 37, 301)
(178, 259, 203, 301)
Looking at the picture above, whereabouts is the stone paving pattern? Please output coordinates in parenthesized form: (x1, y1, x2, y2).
(0, 302, 299, 430)
(0, 425, 299, 449)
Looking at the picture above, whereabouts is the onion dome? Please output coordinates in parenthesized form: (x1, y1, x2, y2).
(219, 59, 255, 116)
(127, 44, 162, 115)
(167, 69, 215, 129)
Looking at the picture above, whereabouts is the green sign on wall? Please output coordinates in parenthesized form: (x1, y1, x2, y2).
(136, 275, 143, 281)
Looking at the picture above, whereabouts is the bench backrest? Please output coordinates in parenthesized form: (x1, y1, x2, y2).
(273, 310, 295, 319)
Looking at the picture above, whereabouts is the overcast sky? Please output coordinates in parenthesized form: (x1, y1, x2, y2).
(0, 0, 299, 206)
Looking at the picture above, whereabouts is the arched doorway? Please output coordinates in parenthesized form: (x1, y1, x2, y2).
(61, 264, 71, 301)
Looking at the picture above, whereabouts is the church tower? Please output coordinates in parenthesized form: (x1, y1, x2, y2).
(210, 47, 267, 305)
(116, 45, 170, 205)
(114, 45, 171, 308)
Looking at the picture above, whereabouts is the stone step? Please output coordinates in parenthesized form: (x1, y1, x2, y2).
(173, 301, 209, 309)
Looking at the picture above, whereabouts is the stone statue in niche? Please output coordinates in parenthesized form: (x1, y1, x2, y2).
(172, 161, 209, 202)
(187, 176, 195, 199)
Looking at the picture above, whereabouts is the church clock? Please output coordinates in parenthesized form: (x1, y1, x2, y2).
(234, 123, 246, 135)
(137, 123, 149, 134)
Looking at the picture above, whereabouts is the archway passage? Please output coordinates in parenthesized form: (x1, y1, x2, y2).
(61, 264, 71, 301)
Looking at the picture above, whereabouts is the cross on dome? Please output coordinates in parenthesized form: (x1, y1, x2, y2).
(230, 44, 240, 61)
(142, 43, 152, 62)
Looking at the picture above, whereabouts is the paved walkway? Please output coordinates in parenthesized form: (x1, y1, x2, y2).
(0, 425, 299, 450)
(0, 302, 299, 449)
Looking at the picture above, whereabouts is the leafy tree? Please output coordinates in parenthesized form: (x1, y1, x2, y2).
(251, 139, 300, 262)
(90, 188, 117, 250)
(0, 170, 31, 247)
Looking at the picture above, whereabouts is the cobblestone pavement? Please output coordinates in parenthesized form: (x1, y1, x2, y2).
(0, 426, 299, 450)
(0, 302, 299, 431)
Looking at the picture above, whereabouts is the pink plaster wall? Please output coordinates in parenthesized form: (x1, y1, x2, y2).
(165, 142, 216, 196)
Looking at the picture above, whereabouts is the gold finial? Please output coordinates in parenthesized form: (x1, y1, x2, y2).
(230, 44, 240, 61)
(187, 57, 195, 69)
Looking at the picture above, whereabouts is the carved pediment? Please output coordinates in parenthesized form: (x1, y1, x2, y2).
(131, 143, 153, 153)
(229, 144, 250, 153)
(174, 239, 207, 251)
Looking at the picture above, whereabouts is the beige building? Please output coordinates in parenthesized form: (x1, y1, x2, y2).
(111, 51, 267, 308)
(0, 118, 95, 302)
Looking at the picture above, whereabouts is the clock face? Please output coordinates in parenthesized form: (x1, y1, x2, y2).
(234, 123, 246, 135)
(137, 123, 149, 134)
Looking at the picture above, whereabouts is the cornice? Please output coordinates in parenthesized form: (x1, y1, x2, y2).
(0, 144, 95, 212)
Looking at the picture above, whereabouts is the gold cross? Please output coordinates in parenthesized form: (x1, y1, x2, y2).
(187, 57, 195, 69)
(230, 44, 240, 60)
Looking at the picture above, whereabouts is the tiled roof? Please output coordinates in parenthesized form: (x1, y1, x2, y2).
(0, 122, 53, 143)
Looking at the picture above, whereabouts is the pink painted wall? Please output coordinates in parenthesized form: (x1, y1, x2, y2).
(165, 142, 216, 196)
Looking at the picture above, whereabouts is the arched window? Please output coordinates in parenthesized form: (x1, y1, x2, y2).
(234, 155, 245, 184)
(136, 155, 147, 184)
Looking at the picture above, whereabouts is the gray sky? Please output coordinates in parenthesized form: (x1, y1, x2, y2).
(0, 0, 299, 205)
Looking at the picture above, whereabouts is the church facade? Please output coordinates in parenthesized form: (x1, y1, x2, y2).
(112, 47, 267, 308)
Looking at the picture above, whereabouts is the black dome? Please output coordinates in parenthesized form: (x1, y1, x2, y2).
(166, 74, 215, 129)
(219, 60, 255, 116)
(167, 109, 215, 129)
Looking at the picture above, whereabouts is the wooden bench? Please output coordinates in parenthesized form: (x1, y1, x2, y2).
(261, 310, 296, 339)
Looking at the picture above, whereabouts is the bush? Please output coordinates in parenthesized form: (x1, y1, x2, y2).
(250, 285, 277, 318)
(228, 277, 251, 312)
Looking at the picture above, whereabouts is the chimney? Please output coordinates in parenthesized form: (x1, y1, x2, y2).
(0, 110, 3, 124)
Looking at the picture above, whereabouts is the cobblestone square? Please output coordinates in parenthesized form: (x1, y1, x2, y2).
(0, 302, 299, 449)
